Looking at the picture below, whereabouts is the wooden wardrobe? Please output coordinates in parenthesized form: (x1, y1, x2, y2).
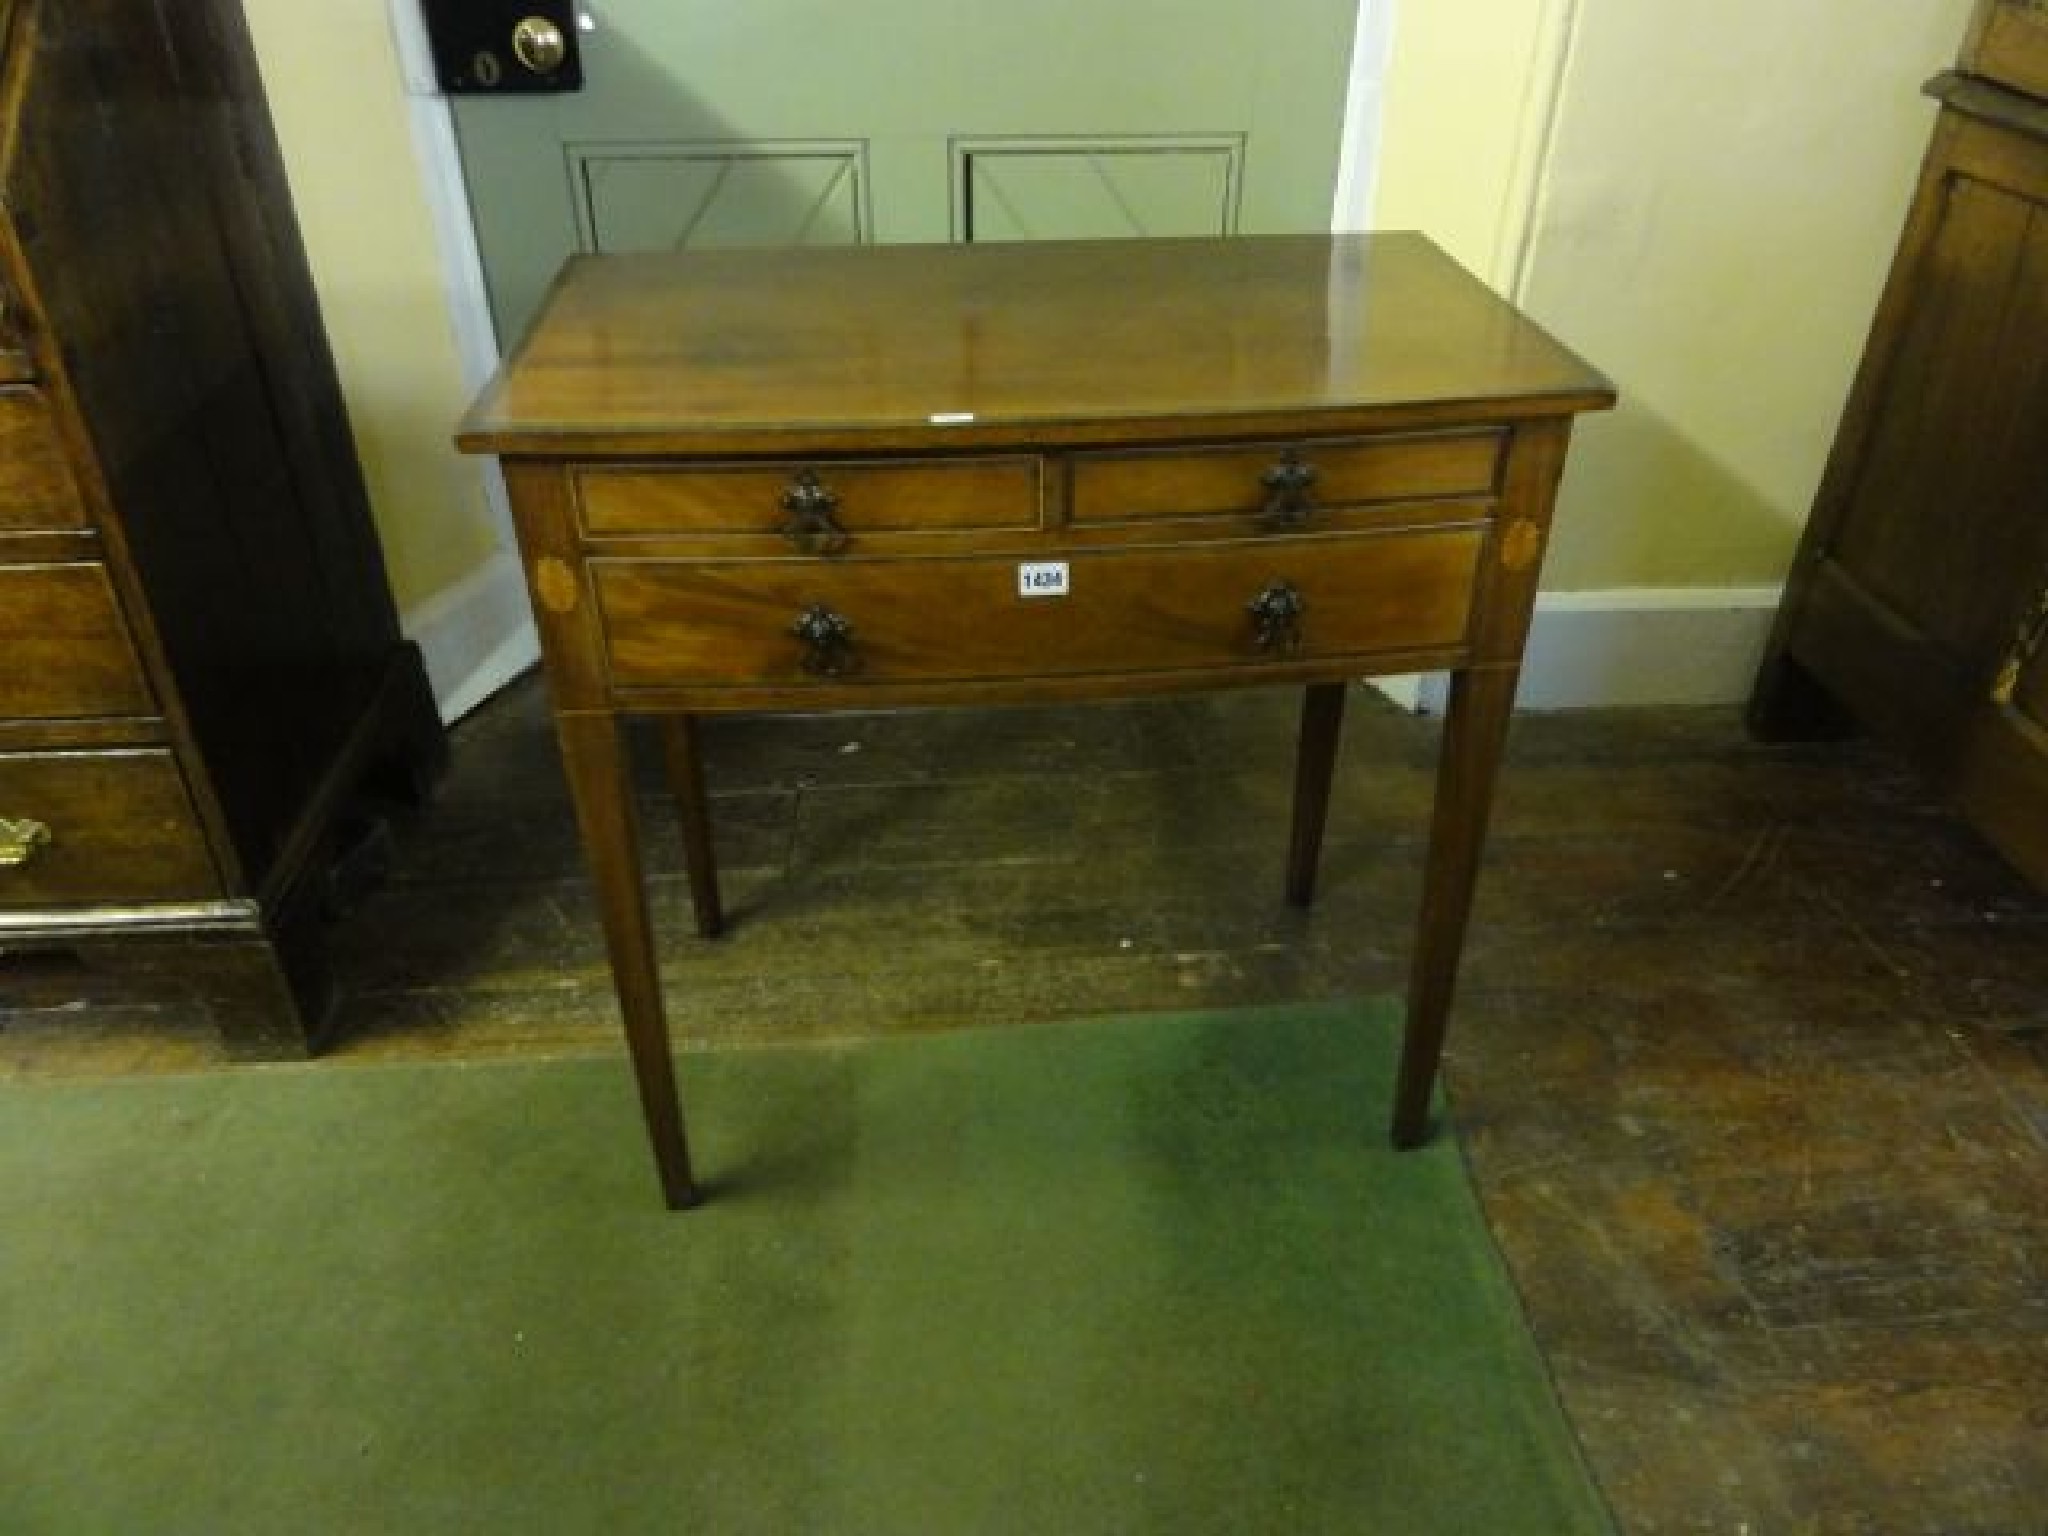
(1751, 0, 2048, 888)
(0, 0, 444, 1051)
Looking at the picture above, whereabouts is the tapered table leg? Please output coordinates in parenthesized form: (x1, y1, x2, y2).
(1392, 665, 1519, 1149)
(1286, 682, 1347, 906)
(557, 711, 699, 1209)
(662, 715, 725, 939)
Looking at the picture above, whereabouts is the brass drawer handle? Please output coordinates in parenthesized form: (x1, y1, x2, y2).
(1257, 451, 1318, 530)
(779, 470, 850, 556)
(1992, 582, 2048, 705)
(792, 603, 860, 677)
(0, 816, 52, 869)
(1248, 580, 1306, 656)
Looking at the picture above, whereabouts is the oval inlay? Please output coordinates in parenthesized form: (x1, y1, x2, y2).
(1500, 518, 1543, 572)
(535, 556, 579, 614)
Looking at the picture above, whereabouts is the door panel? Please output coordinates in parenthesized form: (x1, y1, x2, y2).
(954, 136, 1242, 242)
(570, 142, 868, 252)
(1830, 171, 2048, 667)
(453, 0, 1360, 342)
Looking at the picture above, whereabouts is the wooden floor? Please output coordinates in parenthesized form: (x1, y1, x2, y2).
(6, 673, 2047, 1532)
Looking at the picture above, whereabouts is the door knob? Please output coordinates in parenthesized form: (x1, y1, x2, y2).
(511, 16, 569, 76)
(422, 3, 582, 92)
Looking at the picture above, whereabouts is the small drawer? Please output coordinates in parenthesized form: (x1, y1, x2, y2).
(575, 456, 1042, 543)
(593, 528, 1483, 691)
(1069, 431, 1503, 526)
(0, 389, 88, 530)
(0, 563, 154, 719)
(0, 749, 219, 908)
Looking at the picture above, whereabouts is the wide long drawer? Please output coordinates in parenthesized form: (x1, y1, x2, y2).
(0, 749, 219, 908)
(0, 562, 154, 719)
(593, 527, 1483, 690)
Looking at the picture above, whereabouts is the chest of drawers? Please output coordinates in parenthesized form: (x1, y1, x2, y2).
(1751, 36, 2048, 887)
(0, 0, 442, 1051)
(461, 233, 1614, 1207)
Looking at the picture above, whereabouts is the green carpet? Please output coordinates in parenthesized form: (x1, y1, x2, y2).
(0, 1001, 1610, 1535)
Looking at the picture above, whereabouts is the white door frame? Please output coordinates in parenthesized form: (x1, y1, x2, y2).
(1331, 0, 1394, 232)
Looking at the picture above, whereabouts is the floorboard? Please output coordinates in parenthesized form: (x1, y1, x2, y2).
(4, 672, 2045, 1532)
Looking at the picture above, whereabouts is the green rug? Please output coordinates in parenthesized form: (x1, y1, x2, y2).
(0, 1001, 1610, 1535)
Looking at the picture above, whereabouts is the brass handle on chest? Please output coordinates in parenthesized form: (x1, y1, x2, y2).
(1247, 580, 1306, 657)
(1992, 582, 2048, 705)
(792, 603, 860, 677)
(0, 816, 52, 869)
(779, 470, 850, 556)
(1257, 451, 1318, 531)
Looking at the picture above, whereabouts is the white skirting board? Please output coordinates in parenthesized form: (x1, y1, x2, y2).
(1376, 585, 1784, 714)
(403, 549, 540, 724)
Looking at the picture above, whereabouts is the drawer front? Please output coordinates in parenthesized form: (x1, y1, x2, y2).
(594, 529, 1483, 690)
(0, 283, 29, 382)
(1069, 432, 1503, 526)
(0, 749, 219, 908)
(0, 389, 89, 531)
(576, 456, 1042, 540)
(0, 563, 155, 719)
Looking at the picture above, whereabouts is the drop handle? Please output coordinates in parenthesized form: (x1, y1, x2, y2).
(779, 470, 850, 555)
(0, 816, 52, 869)
(1992, 583, 2048, 705)
(791, 603, 860, 677)
(1257, 451, 1318, 530)
(1247, 580, 1306, 657)
(511, 16, 569, 75)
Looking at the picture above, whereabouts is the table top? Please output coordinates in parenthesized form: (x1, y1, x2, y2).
(458, 233, 1614, 458)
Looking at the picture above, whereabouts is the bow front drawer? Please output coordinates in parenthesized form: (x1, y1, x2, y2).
(574, 456, 1043, 544)
(0, 749, 218, 908)
(592, 527, 1483, 692)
